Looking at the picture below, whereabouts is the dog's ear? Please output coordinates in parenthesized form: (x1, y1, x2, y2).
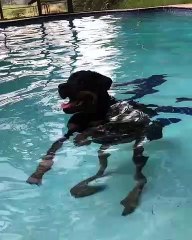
(90, 71, 112, 91)
(68, 70, 112, 92)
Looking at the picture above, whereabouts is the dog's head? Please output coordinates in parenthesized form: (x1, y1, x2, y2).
(58, 70, 113, 115)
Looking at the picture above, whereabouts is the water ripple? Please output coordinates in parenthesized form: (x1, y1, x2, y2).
(0, 17, 123, 239)
(1, 12, 192, 240)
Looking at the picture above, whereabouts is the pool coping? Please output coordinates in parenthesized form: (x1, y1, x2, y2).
(0, 5, 192, 27)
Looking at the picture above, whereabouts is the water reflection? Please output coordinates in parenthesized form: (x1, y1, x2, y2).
(0, 16, 121, 107)
(0, 17, 121, 236)
(0, 17, 121, 174)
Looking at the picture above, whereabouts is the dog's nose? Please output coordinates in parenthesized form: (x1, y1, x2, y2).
(58, 84, 62, 89)
(58, 83, 67, 90)
(58, 83, 69, 99)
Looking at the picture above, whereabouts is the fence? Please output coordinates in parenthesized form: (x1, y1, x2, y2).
(0, 0, 73, 20)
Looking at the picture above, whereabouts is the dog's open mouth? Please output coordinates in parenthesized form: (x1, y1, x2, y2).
(61, 100, 84, 113)
(58, 85, 98, 114)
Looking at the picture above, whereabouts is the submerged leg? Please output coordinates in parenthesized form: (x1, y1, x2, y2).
(70, 144, 110, 198)
(26, 128, 74, 186)
(121, 137, 149, 216)
(26, 136, 67, 185)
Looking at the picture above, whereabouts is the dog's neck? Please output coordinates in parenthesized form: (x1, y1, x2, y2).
(95, 93, 117, 119)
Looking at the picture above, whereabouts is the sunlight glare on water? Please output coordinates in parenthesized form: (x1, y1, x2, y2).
(1, 10, 192, 240)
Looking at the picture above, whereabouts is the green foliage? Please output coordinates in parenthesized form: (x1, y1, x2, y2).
(114, 0, 192, 9)
(72, 0, 119, 11)
(73, 0, 192, 11)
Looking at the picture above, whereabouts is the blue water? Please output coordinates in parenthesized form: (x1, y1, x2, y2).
(1, 10, 192, 240)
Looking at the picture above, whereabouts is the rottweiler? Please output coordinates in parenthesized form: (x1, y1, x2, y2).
(27, 70, 165, 216)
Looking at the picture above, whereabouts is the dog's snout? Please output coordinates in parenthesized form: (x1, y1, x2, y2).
(58, 83, 67, 99)
(58, 83, 64, 89)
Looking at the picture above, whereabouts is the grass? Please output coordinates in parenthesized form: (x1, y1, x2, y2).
(113, 0, 192, 9)
(3, 5, 38, 19)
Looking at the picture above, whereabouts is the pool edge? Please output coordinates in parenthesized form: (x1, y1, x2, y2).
(0, 6, 192, 27)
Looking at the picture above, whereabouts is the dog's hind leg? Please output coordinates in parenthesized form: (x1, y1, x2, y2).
(70, 144, 110, 198)
(120, 136, 149, 216)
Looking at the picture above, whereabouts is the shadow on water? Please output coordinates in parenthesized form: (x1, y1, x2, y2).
(113, 74, 192, 123)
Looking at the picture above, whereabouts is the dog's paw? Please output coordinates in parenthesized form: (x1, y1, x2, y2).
(121, 205, 136, 216)
(121, 199, 138, 216)
(120, 187, 141, 216)
(26, 176, 42, 186)
(70, 183, 105, 198)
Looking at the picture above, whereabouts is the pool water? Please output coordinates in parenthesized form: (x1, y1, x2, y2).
(1, 10, 192, 240)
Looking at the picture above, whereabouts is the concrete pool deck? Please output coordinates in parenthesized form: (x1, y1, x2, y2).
(169, 4, 192, 8)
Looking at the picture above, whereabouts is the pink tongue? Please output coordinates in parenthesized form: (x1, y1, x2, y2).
(61, 102, 74, 109)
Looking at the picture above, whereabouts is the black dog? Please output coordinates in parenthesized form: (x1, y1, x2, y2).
(27, 70, 170, 215)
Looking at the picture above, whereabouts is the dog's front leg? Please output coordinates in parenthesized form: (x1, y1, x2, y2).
(74, 131, 92, 147)
(26, 129, 74, 185)
(74, 125, 105, 146)
(120, 136, 149, 216)
(26, 137, 67, 185)
(70, 144, 110, 198)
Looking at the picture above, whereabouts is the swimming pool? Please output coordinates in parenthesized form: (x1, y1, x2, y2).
(1, 9, 192, 240)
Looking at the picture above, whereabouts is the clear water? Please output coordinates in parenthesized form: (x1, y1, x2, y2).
(1, 10, 192, 240)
